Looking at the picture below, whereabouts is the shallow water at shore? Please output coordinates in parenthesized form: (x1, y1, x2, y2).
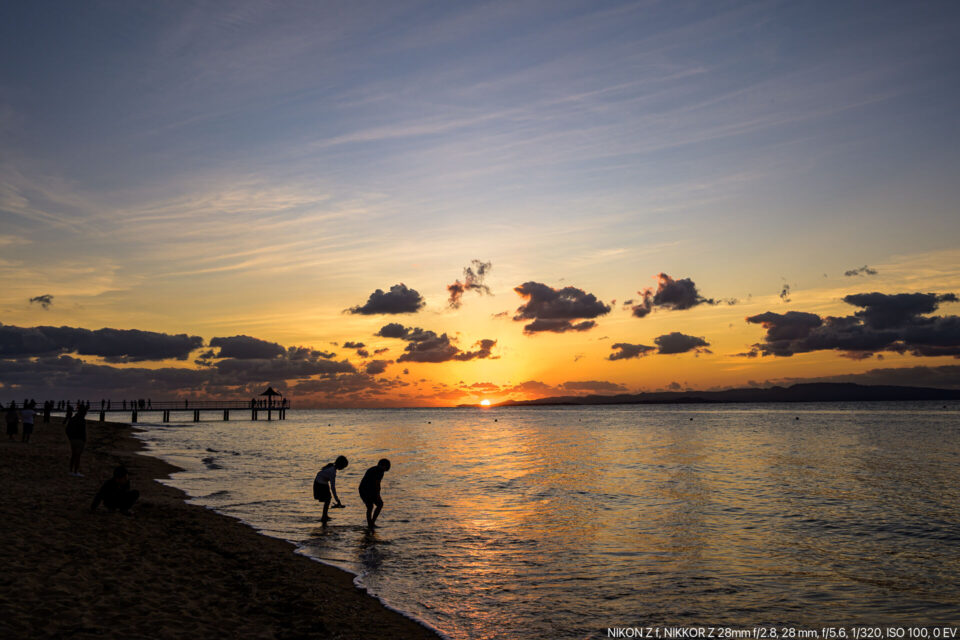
(137, 403, 960, 639)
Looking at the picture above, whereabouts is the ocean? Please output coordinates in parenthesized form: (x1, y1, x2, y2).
(134, 403, 960, 639)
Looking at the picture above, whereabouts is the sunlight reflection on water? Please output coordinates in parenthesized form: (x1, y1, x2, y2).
(138, 403, 960, 639)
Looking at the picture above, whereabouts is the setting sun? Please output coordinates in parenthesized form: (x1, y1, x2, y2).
(480, 399, 491, 407)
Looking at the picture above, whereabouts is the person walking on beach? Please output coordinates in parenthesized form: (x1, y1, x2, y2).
(20, 401, 35, 443)
(91, 465, 139, 515)
(66, 405, 88, 476)
(5, 401, 18, 441)
(314, 455, 348, 523)
(358, 458, 391, 529)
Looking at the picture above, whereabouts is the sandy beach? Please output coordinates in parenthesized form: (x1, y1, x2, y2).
(0, 415, 441, 640)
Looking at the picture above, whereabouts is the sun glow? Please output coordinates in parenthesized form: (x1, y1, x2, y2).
(480, 399, 491, 407)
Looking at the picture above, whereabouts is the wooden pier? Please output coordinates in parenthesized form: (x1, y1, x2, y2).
(95, 400, 291, 423)
(13, 387, 289, 424)
(14, 400, 290, 423)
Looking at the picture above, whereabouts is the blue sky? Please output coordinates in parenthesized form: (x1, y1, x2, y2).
(2, 1, 960, 404)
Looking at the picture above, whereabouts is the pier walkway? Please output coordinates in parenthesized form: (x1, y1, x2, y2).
(10, 400, 290, 423)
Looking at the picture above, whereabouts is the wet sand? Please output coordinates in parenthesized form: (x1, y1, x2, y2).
(0, 415, 441, 639)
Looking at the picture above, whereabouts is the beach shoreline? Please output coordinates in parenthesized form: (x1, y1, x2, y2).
(0, 415, 441, 639)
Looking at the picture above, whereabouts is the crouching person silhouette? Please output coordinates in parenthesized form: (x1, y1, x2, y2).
(359, 458, 391, 528)
(91, 465, 139, 515)
(314, 455, 348, 523)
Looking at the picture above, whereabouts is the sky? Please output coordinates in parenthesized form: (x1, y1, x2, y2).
(2, 0, 960, 407)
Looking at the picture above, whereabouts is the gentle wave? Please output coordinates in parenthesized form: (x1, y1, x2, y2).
(137, 403, 960, 639)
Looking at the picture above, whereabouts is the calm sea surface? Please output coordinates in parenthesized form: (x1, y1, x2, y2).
(135, 403, 960, 639)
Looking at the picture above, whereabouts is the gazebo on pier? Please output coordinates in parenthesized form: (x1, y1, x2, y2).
(260, 386, 283, 406)
(252, 386, 287, 420)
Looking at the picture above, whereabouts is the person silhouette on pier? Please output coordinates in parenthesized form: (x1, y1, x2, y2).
(358, 458, 391, 528)
(314, 455, 348, 523)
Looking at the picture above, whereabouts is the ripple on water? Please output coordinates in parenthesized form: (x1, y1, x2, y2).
(137, 403, 960, 639)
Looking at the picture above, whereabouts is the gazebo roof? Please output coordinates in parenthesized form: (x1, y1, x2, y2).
(260, 386, 283, 396)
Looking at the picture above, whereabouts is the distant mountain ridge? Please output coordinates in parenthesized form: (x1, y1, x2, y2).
(486, 383, 960, 407)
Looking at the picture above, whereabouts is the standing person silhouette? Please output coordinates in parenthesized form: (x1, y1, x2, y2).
(358, 458, 391, 528)
(66, 405, 88, 476)
(5, 401, 18, 441)
(20, 401, 35, 443)
(313, 455, 348, 523)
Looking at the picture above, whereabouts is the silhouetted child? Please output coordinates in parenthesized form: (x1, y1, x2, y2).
(314, 455, 348, 523)
(91, 465, 139, 515)
(358, 458, 391, 528)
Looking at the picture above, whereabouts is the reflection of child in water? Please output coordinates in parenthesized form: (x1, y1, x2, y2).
(314, 455, 348, 522)
(359, 458, 391, 528)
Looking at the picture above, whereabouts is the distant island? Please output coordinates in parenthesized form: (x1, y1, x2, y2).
(465, 383, 960, 408)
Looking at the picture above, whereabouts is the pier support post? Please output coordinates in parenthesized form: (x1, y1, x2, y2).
(162, 410, 169, 423)
(223, 409, 229, 421)
(252, 409, 258, 421)
(132, 409, 138, 423)
(267, 408, 272, 421)
(193, 409, 200, 422)
(99, 410, 105, 422)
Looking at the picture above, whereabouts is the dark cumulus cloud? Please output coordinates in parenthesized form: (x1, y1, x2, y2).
(342, 341, 368, 357)
(608, 342, 656, 361)
(845, 265, 878, 277)
(560, 380, 627, 393)
(513, 281, 610, 334)
(365, 359, 391, 375)
(609, 334, 711, 359)
(844, 292, 956, 329)
(746, 291, 960, 358)
(654, 332, 711, 355)
(29, 294, 54, 310)
(348, 283, 425, 315)
(447, 260, 492, 309)
(209, 335, 285, 359)
(212, 353, 354, 379)
(0, 323, 202, 362)
(376, 323, 497, 363)
(631, 273, 716, 318)
(286, 346, 336, 360)
(292, 372, 403, 401)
